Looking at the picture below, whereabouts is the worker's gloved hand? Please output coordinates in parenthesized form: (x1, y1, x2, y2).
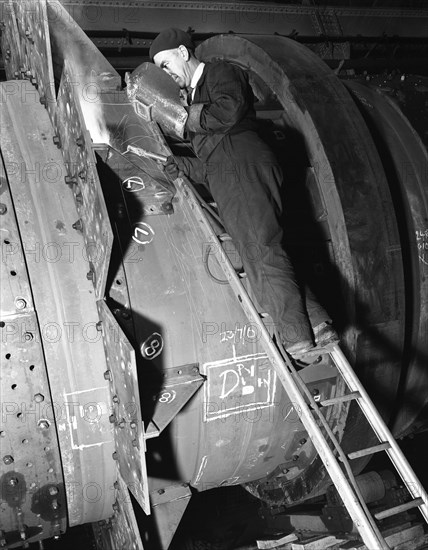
(159, 156, 183, 181)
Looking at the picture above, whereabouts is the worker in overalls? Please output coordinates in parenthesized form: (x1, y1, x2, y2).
(149, 28, 338, 357)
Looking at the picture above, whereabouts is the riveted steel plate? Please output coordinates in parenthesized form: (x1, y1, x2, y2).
(13, 0, 56, 120)
(55, 60, 113, 299)
(0, 1, 22, 80)
(97, 299, 150, 515)
(0, 313, 66, 544)
(92, 473, 145, 550)
(0, 155, 34, 317)
(1, 81, 116, 527)
(0, 121, 65, 544)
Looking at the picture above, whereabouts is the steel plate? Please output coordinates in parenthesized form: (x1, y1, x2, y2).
(0, 0, 22, 80)
(0, 149, 65, 543)
(97, 299, 150, 515)
(13, 0, 56, 120)
(55, 60, 113, 299)
(1, 81, 116, 526)
(92, 474, 144, 550)
(0, 155, 34, 317)
(0, 313, 66, 545)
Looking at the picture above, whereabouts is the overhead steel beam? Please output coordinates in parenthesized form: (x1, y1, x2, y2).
(30, 0, 428, 38)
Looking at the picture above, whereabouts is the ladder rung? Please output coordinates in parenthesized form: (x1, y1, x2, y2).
(374, 498, 424, 521)
(347, 442, 391, 460)
(321, 391, 360, 407)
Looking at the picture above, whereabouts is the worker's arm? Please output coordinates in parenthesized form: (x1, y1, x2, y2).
(162, 155, 204, 182)
(186, 62, 251, 134)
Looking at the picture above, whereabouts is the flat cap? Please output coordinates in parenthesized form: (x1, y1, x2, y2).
(149, 28, 194, 61)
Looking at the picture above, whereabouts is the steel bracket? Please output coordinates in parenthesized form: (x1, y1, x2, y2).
(145, 364, 205, 439)
(97, 299, 150, 515)
(150, 483, 192, 550)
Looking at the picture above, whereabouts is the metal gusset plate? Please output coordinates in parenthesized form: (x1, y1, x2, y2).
(13, 0, 56, 120)
(92, 474, 144, 550)
(0, 0, 22, 80)
(97, 299, 150, 515)
(145, 364, 205, 439)
(150, 483, 192, 550)
(55, 60, 113, 299)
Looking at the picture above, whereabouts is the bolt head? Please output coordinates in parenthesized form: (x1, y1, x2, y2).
(3, 455, 14, 465)
(0, 203, 7, 215)
(104, 370, 112, 381)
(34, 393, 45, 403)
(38, 419, 50, 429)
(15, 298, 27, 310)
(64, 175, 76, 186)
(9, 477, 18, 486)
(72, 219, 83, 231)
(49, 486, 58, 495)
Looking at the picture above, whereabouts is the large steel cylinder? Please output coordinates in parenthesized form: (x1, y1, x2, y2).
(117, 34, 428, 507)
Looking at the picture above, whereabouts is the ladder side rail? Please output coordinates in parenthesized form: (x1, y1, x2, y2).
(177, 178, 390, 550)
(279, 342, 385, 542)
(331, 346, 428, 522)
(282, 344, 387, 534)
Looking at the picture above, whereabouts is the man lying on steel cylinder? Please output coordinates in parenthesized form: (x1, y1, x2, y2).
(136, 27, 339, 359)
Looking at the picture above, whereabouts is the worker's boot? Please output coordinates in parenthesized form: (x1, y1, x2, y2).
(286, 322, 339, 366)
(313, 321, 339, 347)
(285, 339, 315, 358)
